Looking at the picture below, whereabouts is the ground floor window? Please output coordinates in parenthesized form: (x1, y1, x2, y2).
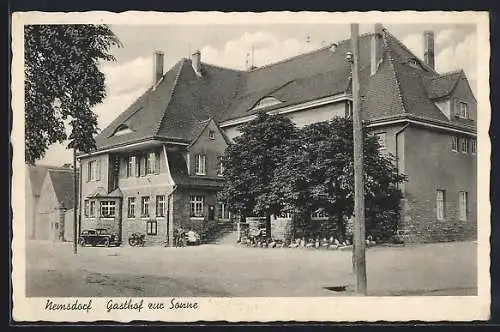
(436, 190, 445, 220)
(459, 191, 468, 221)
(217, 202, 230, 219)
(190, 195, 205, 217)
(89, 200, 96, 217)
(100, 201, 116, 218)
(156, 195, 165, 217)
(146, 219, 158, 235)
(141, 196, 150, 217)
(127, 197, 136, 218)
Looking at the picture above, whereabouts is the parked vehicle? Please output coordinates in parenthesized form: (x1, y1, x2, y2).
(79, 228, 120, 247)
(128, 232, 146, 247)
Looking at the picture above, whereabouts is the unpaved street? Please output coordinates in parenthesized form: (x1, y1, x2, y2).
(25, 240, 477, 297)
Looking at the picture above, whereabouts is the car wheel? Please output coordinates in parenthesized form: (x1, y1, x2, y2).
(104, 238, 110, 247)
(78, 238, 85, 246)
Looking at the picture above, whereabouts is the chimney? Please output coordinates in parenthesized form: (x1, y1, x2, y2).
(371, 23, 384, 76)
(423, 31, 435, 70)
(191, 50, 202, 77)
(153, 50, 164, 85)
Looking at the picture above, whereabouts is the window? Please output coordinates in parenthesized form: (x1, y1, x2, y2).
(460, 137, 469, 153)
(459, 191, 468, 221)
(436, 190, 445, 220)
(194, 154, 206, 175)
(146, 219, 158, 235)
(217, 203, 230, 219)
(127, 156, 136, 177)
(146, 152, 156, 175)
(251, 96, 282, 110)
(89, 200, 96, 217)
(208, 130, 215, 140)
(459, 102, 469, 119)
(311, 209, 328, 219)
(451, 136, 458, 152)
(87, 160, 100, 181)
(84, 200, 89, 217)
(100, 201, 116, 218)
(217, 156, 224, 177)
(375, 133, 386, 150)
(141, 196, 150, 217)
(127, 197, 136, 218)
(471, 138, 477, 154)
(156, 195, 165, 217)
(190, 195, 204, 217)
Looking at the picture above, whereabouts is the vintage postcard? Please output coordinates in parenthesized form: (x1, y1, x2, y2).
(11, 11, 491, 322)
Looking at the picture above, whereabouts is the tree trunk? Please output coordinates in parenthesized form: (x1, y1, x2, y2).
(336, 214, 346, 243)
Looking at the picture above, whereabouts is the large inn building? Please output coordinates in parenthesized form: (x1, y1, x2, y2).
(78, 24, 477, 245)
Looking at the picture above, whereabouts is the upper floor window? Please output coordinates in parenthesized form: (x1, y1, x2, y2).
(451, 136, 459, 152)
(459, 102, 469, 119)
(460, 137, 469, 153)
(146, 152, 160, 175)
(375, 132, 386, 150)
(471, 138, 477, 154)
(156, 195, 165, 217)
(127, 155, 136, 177)
(217, 155, 224, 177)
(87, 160, 100, 181)
(194, 154, 206, 175)
(208, 130, 215, 140)
(100, 201, 116, 218)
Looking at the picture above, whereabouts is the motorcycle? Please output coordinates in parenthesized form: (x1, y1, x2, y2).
(128, 232, 145, 247)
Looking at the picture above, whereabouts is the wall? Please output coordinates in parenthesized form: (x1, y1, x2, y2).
(81, 154, 110, 198)
(36, 176, 59, 241)
(188, 120, 228, 177)
(222, 101, 347, 141)
(449, 76, 477, 126)
(401, 125, 477, 242)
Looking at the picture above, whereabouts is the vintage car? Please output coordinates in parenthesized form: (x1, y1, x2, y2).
(78, 228, 121, 247)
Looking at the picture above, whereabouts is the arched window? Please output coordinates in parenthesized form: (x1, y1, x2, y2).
(113, 124, 134, 136)
(250, 96, 282, 111)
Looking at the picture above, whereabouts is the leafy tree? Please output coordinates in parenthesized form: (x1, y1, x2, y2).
(218, 112, 298, 235)
(269, 118, 406, 241)
(24, 24, 121, 164)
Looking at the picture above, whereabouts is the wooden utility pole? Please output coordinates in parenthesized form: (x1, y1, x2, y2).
(73, 148, 78, 255)
(350, 23, 367, 295)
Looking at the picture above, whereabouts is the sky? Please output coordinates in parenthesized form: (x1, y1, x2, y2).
(39, 22, 477, 166)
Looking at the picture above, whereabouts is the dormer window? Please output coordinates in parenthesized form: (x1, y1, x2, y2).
(408, 58, 420, 68)
(251, 96, 282, 111)
(208, 130, 215, 140)
(459, 102, 469, 119)
(113, 124, 133, 136)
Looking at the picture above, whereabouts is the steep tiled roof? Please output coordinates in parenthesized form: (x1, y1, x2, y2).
(48, 169, 79, 210)
(95, 27, 473, 151)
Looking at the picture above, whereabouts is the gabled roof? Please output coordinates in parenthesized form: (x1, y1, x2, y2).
(28, 165, 74, 197)
(95, 27, 474, 151)
(167, 150, 224, 189)
(48, 169, 79, 210)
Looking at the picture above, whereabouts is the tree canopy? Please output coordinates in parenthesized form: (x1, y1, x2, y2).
(24, 24, 121, 165)
(219, 115, 407, 241)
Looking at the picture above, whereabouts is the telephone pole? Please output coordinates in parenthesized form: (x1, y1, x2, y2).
(73, 148, 78, 255)
(349, 23, 367, 295)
